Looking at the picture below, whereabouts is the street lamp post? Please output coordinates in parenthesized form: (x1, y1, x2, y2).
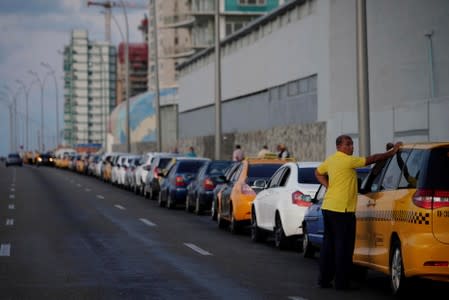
(118, 0, 130, 153)
(0, 94, 14, 152)
(149, 0, 162, 152)
(110, 5, 130, 152)
(2, 85, 20, 152)
(41, 62, 60, 148)
(16, 79, 36, 151)
(29, 70, 48, 152)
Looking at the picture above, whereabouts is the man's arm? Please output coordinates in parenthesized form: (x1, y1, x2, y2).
(365, 142, 402, 166)
(315, 169, 329, 188)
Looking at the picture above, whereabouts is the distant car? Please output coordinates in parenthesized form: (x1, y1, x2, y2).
(36, 152, 55, 167)
(211, 161, 240, 221)
(143, 153, 181, 200)
(301, 166, 372, 258)
(217, 157, 288, 234)
(134, 152, 171, 195)
(250, 161, 321, 249)
(185, 160, 235, 215)
(5, 153, 23, 167)
(158, 157, 210, 209)
(124, 155, 142, 191)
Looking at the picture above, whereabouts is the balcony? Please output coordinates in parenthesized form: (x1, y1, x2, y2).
(160, 45, 196, 59)
(160, 14, 195, 29)
(190, 0, 215, 16)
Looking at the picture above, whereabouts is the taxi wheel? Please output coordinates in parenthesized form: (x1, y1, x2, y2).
(390, 240, 407, 295)
(302, 226, 315, 258)
(274, 215, 290, 250)
(250, 209, 265, 243)
(229, 211, 240, 235)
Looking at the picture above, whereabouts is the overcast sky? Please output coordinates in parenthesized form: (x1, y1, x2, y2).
(0, 0, 148, 156)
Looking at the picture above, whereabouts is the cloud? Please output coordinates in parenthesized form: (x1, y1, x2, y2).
(0, 0, 148, 155)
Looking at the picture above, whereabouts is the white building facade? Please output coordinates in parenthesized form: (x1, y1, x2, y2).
(177, 0, 449, 157)
(63, 29, 117, 149)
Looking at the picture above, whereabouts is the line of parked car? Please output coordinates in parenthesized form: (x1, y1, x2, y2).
(43, 142, 449, 295)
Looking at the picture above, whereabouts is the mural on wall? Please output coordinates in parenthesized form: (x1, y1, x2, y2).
(109, 88, 178, 144)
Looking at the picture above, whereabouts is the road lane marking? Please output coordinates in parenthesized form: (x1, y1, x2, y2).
(288, 297, 308, 300)
(139, 218, 156, 227)
(0, 244, 11, 256)
(184, 243, 212, 256)
(8, 204, 15, 210)
(10, 188, 15, 192)
(114, 204, 126, 210)
(77, 183, 82, 187)
(96, 195, 105, 199)
(85, 188, 91, 192)
(9, 194, 15, 199)
(6, 219, 14, 226)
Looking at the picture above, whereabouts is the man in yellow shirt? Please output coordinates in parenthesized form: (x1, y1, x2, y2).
(315, 134, 401, 290)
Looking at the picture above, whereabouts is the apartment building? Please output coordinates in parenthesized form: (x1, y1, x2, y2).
(62, 29, 117, 148)
(116, 43, 148, 105)
(142, 0, 282, 90)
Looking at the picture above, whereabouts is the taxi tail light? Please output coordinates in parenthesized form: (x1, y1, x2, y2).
(203, 178, 215, 190)
(413, 189, 449, 209)
(175, 176, 186, 187)
(292, 191, 312, 207)
(241, 183, 256, 195)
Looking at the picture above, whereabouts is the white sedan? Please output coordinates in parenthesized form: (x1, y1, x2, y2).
(250, 161, 321, 250)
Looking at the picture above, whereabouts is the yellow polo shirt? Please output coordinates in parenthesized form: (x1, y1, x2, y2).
(317, 151, 366, 213)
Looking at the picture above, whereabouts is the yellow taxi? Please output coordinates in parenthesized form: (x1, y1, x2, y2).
(354, 142, 449, 295)
(217, 156, 290, 233)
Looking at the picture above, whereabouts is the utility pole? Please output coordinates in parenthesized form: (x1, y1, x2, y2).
(149, 0, 161, 152)
(214, 0, 222, 160)
(356, 0, 371, 156)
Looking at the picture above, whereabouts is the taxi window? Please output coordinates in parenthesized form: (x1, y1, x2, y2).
(381, 151, 410, 190)
(398, 149, 425, 189)
(248, 164, 283, 178)
(424, 147, 449, 190)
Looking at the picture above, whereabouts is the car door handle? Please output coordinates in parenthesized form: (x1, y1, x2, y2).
(367, 200, 376, 207)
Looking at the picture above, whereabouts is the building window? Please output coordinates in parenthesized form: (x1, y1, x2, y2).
(288, 80, 299, 96)
(238, 0, 266, 5)
(226, 21, 246, 36)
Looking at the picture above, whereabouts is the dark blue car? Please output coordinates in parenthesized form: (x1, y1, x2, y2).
(185, 160, 235, 215)
(158, 157, 210, 209)
(302, 167, 371, 258)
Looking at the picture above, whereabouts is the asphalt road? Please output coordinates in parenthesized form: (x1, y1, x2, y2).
(0, 164, 447, 300)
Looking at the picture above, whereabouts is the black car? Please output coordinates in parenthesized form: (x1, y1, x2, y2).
(210, 162, 240, 220)
(158, 157, 210, 209)
(36, 152, 56, 167)
(185, 160, 235, 214)
(5, 153, 23, 167)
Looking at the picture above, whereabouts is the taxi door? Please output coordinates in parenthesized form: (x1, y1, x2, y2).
(355, 156, 396, 267)
(367, 150, 413, 270)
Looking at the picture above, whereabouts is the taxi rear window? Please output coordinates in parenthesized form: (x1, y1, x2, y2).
(248, 164, 283, 178)
(423, 147, 449, 190)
